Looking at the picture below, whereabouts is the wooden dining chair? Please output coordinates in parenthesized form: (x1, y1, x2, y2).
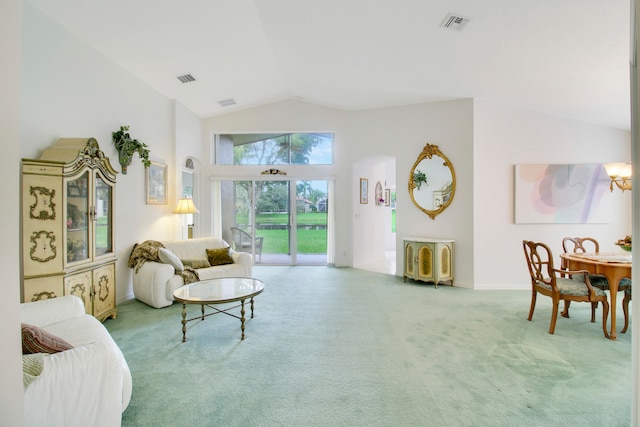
(561, 236, 632, 333)
(522, 240, 609, 337)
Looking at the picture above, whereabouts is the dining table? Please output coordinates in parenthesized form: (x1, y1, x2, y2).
(559, 252, 631, 340)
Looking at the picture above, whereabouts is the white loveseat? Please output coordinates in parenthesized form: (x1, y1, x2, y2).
(21, 295, 132, 427)
(132, 237, 252, 309)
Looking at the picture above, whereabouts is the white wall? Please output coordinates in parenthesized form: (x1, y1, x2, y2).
(473, 100, 631, 289)
(204, 99, 476, 281)
(346, 100, 475, 286)
(173, 101, 205, 239)
(20, 4, 187, 302)
(1, 0, 25, 424)
(204, 97, 632, 291)
(352, 159, 388, 267)
(2, 7, 204, 423)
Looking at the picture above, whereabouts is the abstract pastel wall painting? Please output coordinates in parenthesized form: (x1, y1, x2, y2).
(514, 164, 611, 224)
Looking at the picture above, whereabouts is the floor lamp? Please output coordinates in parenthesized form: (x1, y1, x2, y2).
(173, 197, 199, 239)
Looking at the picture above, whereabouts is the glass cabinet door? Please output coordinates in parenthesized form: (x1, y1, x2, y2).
(66, 171, 89, 263)
(94, 173, 113, 257)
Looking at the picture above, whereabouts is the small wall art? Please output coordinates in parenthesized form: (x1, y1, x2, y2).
(146, 161, 167, 204)
(375, 181, 384, 206)
(360, 178, 368, 204)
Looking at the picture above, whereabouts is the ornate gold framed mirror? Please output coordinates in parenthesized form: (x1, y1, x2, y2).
(408, 143, 456, 220)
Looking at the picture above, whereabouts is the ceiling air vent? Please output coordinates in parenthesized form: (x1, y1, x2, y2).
(441, 13, 472, 31)
(177, 74, 196, 83)
(218, 98, 237, 107)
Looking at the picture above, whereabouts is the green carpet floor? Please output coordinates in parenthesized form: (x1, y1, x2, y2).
(105, 266, 632, 426)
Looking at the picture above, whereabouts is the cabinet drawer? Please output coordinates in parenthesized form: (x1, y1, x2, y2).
(23, 276, 64, 303)
(22, 163, 62, 176)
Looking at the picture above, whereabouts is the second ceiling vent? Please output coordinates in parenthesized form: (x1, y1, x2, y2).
(441, 13, 472, 32)
(177, 74, 196, 83)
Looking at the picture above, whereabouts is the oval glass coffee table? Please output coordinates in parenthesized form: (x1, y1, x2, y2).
(173, 277, 265, 342)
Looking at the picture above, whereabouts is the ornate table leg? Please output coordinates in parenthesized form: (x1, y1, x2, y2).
(606, 271, 624, 341)
(181, 303, 187, 342)
(240, 299, 246, 340)
(251, 296, 255, 318)
(201, 303, 205, 320)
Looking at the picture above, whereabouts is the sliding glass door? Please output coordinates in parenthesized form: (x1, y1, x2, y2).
(295, 180, 328, 265)
(255, 180, 291, 264)
(217, 179, 329, 265)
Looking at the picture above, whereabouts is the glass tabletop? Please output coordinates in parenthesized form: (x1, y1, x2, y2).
(173, 277, 265, 303)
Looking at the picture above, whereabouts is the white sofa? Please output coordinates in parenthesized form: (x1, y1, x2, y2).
(132, 237, 252, 309)
(21, 295, 132, 427)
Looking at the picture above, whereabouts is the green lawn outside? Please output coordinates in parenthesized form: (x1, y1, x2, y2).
(236, 211, 395, 254)
(96, 217, 111, 250)
(237, 212, 328, 226)
(392, 209, 396, 233)
(236, 212, 328, 254)
(258, 228, 327, 254)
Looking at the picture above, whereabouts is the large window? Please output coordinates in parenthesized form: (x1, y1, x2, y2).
(215, 133, 333, 165)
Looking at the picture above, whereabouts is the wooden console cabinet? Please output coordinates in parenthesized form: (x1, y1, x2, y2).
(22, 138, 118, 321)
(403, 237, 454, 288)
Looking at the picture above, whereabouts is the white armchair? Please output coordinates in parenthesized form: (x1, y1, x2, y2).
(21, 296, 132, 427)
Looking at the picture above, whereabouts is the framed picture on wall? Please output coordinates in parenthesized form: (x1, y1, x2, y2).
(360, 178, 368, 204)
(375, 181, 383, 206)
(514, 163, 610, 223)
(146, 161, 167, 204)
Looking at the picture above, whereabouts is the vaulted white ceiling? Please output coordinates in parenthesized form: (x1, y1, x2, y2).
(28, 0, 631, 129)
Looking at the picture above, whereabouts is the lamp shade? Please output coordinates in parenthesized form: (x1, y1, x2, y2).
(604, 163, 631, 178)
(172, 198, 199, 214)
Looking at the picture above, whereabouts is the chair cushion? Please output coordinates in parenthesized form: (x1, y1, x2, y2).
(620, 277, 632, 290)
(206, 247, 235, 266)
(575, 273, 631, 291)
(537, 278, 607, 297)
(158, 248, 184, 272)
(22, 323, 74, 354)
(588, 274, 610, 290)
(573, 272, 610, 290)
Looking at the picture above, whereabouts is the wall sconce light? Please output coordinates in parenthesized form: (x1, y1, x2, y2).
(604, 163, 632, 192)
(173, 197, 199, 239)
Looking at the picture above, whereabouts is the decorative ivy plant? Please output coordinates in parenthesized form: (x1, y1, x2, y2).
(413, 169, 427, 190)
(112, 125, 151, 174)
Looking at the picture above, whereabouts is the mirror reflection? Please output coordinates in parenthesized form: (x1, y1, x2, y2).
(408, 143, 456, 220)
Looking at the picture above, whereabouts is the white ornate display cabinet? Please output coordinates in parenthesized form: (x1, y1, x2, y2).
(403, 237, 454, 288)
(22, 138, 118, 321)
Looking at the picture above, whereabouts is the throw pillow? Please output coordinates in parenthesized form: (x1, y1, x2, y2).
(158, 248, 184, 272)
(206, 247, 234, 266)
(181, 258, 211, 269)
(23, 353, 45, 390)
(21, 323, 74, 354)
